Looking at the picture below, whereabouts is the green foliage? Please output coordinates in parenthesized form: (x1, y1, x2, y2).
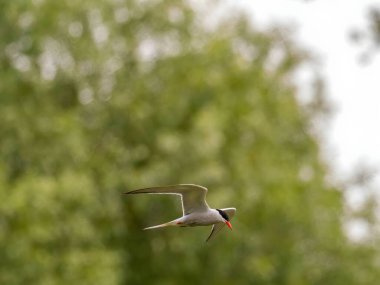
(350, 7, 380, 63)
(0, 0, 379, 284)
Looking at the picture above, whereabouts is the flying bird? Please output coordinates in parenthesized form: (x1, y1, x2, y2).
(124, 184, 236, 242)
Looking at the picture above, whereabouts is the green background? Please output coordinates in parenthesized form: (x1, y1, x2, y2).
(1, 0, 379, 284)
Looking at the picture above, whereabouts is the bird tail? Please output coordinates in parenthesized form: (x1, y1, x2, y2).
(143, 220, 177, 230)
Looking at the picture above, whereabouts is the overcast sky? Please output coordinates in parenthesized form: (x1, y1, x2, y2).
(223, 0, 380, 188)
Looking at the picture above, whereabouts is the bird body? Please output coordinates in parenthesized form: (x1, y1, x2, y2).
(124, 184, 236, 241)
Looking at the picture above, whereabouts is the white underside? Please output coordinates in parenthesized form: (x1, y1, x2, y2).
(144, 209, 224, 230)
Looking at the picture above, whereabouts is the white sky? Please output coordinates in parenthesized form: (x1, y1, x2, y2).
(224, 0, 380, 188)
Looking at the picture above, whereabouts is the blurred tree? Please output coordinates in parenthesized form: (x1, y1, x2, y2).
(350, 6, 380, 63)
(0, 0, 379, 285)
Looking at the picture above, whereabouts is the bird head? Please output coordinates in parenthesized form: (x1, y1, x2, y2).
(216, 209, 232, 230)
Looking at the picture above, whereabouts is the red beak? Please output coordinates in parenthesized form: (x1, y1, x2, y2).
(225, 221, 232, 230)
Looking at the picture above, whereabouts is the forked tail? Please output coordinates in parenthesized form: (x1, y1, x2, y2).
(143, 220, 178, 230)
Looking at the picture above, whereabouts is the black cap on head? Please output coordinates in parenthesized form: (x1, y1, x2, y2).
(216, 209, 229, 221)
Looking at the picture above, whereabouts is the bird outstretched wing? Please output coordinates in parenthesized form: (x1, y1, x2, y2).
(124, 184, 209, 215)
(206, 223, 225, 242)
(206, 208, 236, 242)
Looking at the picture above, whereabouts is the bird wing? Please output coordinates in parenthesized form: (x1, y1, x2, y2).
(221, 207, 236, 220)
(205, 208, 236, 242)
(124, 184, 209, 215)
(206, 223, 225, 242)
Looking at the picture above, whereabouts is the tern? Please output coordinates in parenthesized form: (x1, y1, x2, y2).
(124, 184, 236, 241)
